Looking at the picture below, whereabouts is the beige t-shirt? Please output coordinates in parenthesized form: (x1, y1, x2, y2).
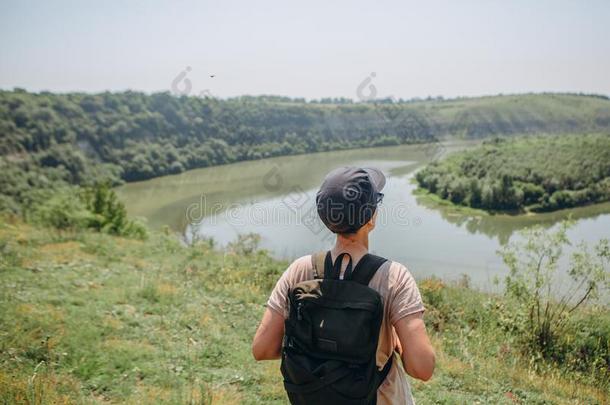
(266, 254, 425, 405)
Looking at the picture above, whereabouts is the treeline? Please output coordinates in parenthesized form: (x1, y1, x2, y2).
(415, 134, 610, 212)
(2, 90, 610, 212)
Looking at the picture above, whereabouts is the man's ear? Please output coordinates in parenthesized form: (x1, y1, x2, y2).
(367, 210, 378, 230)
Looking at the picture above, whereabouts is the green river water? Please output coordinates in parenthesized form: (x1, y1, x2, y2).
(117, 141, 610, 291)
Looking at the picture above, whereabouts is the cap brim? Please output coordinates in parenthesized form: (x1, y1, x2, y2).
(363, 167, 386, 192)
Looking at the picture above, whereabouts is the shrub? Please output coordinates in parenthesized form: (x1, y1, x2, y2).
(31, 189, 94, 230)
(498, 220, 609, 371)
(30, 184, 147, 239)
(227, 233, 261, 255)
(81, 183, 147, 239)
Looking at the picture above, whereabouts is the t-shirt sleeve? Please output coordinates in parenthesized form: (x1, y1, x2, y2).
(266, 256, 310, 319)
(266, 267, 292, 318)
(389, 263, 425, 325)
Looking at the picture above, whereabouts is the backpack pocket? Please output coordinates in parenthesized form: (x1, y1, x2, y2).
(281, 351, 374, 405)
(306, 300, 378, 360)
(286, 279, 383, 363)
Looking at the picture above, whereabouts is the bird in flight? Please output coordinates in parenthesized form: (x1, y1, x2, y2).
(210, 75, 215, 78)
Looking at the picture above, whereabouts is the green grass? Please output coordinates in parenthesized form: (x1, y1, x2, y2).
(0, 217, 608, 404)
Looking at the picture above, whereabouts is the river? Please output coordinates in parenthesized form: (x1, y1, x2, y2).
(117, 141, 610, 292)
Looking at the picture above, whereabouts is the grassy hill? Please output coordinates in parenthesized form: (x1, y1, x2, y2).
(1, 216, 607, 404)
(2, 90, 610, 213)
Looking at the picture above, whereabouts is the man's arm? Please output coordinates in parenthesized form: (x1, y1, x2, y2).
(252, 258, 296, 361)
(252, 307, 285, 360)
(394, 312, 435, 381)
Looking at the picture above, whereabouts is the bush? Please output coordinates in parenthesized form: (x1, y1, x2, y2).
(227, 233, 261, 255)
(81, 182, 147, 238)
(30, 184, 147, 239)
(32, 189, 94, 230)
(498, 220, 609, 381)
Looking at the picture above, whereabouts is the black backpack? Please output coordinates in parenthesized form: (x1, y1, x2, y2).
(280, 251, 392, 405)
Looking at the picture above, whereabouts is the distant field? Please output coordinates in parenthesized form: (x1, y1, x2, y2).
(415, 134, 610, 213)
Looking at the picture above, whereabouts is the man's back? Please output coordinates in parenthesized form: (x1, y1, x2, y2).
(252, 167, 434, 404)
(266, 253, 425, 405)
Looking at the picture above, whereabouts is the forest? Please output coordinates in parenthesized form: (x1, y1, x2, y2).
(2, 90, 610, 213)
(415, 134, 610, 212)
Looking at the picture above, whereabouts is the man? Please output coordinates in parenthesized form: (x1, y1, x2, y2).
(252, 167, 435, 404)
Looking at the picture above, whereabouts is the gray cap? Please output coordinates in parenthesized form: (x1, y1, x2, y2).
(316, 167, 386, 234)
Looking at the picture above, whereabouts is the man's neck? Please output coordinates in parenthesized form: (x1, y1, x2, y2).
(331, 232, 369, 262)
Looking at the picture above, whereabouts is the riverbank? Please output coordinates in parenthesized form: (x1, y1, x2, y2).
(1, 217, 607, 404)
(413, 181, 610, 220)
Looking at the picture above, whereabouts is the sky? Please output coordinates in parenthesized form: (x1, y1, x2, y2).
(1, 0, 609, 100)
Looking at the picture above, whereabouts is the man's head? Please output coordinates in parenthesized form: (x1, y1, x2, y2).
(315, 167, 386, 235)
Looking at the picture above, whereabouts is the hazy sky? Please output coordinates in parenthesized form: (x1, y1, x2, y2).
(1, 0, 609, 100)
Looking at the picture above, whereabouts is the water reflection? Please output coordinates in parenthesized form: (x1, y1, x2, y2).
(416, 190, 610, 245)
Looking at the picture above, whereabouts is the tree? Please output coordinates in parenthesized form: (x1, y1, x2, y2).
(81, 183, 146, 238)
(468, 178, 482, 207)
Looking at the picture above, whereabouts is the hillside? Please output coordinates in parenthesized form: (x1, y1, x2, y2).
(1, 90, 610, 212)
(0, 217, 608, 404)
(415, 134, 610, 213)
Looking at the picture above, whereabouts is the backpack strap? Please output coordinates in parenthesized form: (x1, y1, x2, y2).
(310, 251, 328, 279)
(329, 252, 353, 280)
(313, 251, 387, 284)
(372, 354, 394, 403)
(350, 253, 388, 286)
